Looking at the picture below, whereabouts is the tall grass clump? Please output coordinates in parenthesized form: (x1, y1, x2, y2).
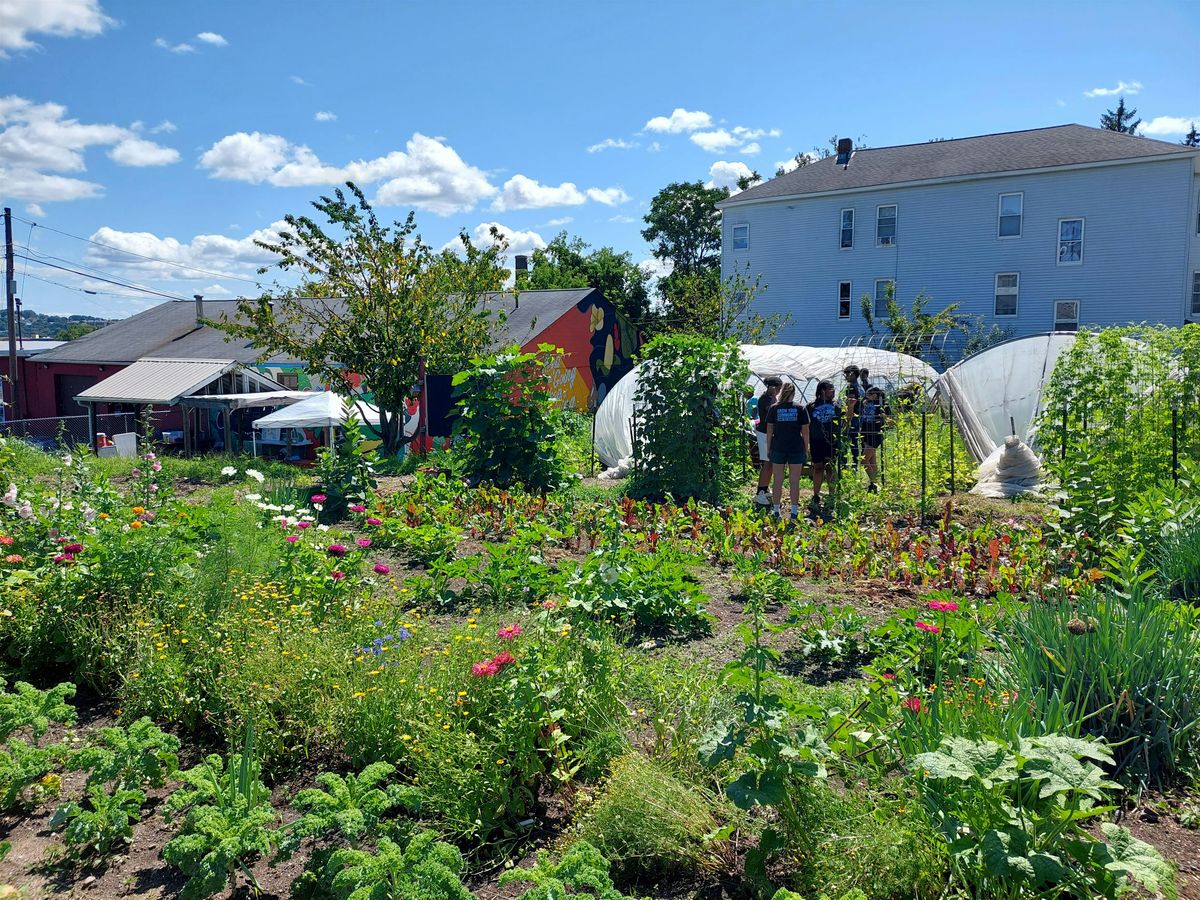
(1153, 521, 1200, 603)
(1000, 553, 1200, 786)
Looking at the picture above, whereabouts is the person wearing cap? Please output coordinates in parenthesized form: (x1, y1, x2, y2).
(842, 364, 862, 469)
(753, 376, 783, 506)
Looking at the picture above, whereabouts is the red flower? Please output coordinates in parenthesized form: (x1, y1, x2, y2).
(881, 672, 896, 681)
(311, 494, 327, 503)
(915, 621, 940, 634)
(927, 600, 958, 613)
(0, 535, 13, 545)
(472, 660, 499, 677)
(497, 625, 523, 641)
(492, 651, 516, 670)
(903, 697, 923, 713)
(63, 543, 83, 554)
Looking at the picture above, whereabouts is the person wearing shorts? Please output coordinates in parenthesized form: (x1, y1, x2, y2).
(766, 382, 810, 519)
(860, 385, 887, 493)
(807, 380, 842, 507)
(753, 376, 783, 506)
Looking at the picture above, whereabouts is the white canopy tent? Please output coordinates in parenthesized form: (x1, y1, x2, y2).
(252, 392, 381, 431)
(594, 344, 937, 467)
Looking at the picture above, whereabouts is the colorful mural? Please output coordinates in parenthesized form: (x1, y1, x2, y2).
(530, 292, 638, 411)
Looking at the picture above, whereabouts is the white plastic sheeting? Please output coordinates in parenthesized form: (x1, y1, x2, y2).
(971, 436, 1044, 499)
(252, 392, 381, 430)
(935, 333, 1077, 463)
(593, 344, 937, 468)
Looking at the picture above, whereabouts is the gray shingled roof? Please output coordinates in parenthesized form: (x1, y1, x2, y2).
(480, 288, 597, 348)
(36, 290, 596, 365)
(34, 300, 309, 366)
(722, 124, 1197, 206)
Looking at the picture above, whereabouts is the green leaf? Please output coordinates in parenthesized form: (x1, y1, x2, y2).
(725, 771, 786, 810)
(1099, 823, 1177, 898)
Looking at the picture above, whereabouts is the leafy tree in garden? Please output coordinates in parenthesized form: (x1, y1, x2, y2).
(628, 333, 750, 503)
(662, 268, 787, 344)
(641, 180, 727, 290)
(860, 283, 968, 365)
(518, 232, 654, 331)
(1182, 123, 1199, 147)
(1100, 98, 1141, 134)
(211, 183, 508, 455)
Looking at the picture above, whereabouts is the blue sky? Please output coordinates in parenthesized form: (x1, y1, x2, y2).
(2, 0, 1198, 319)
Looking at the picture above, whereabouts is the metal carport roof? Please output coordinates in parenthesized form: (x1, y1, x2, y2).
(75, 358, 282, 405)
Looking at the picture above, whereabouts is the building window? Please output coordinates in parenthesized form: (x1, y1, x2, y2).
(1054, 300, 1079, 332)
(840, 209, 854, 249)
(838, 281, 852, 319)
(994, 273, 1019, 316)
(874, 279, 894, 318)
(1057, 218, 1084, 265)
(998, 192, 1023, 238)
(276, 372, 300, 390)
(1192, 272, 1200, 317)
(876, 205, 897, 246)
(732, 223, 749, 250)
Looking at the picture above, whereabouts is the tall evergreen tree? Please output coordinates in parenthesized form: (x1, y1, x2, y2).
(1100, 97, 1141, 134)
(1182, 123, 1200, 147)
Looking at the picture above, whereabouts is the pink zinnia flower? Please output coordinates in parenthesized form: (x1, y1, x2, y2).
(472, 660, 499, 677)
(356, 538, 372, 548)
(330, 571, 345, 581)
(541, 599, 558, 610)
(54, 553, 74, 565)
(915, 621, 940, 634)
(881, 672, 896, 681)
(349, 504, 366, 513)
(904, 697, 923, 713)
(311, 494, 327, 503)
(928, 600, 959, 613)
(498, 624, 523, 641)
(491, 651, 516, 670)
(4, 554, 22, 564)
(63, 543, 83, 554)
(145, 452, 156, 461)
(327, 544, 347, 557)
(373, 563, 390, 575)
(297, 521, 312, 529)
(366, 517, 383, 527)
(285, 535, 300, 543)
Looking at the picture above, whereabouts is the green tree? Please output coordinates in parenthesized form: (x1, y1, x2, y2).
(641, 180, 727, 282)
(860, 282, 967, 365)
(1182, 123, 1199, 147)
(1100, 97, 1141, 134)
(661, 268, 787, 343)
(55, 322, 100, 341)
(518, 232, 653, 330)
(211, 183, 507, 455)
(735, 170, 762, 191)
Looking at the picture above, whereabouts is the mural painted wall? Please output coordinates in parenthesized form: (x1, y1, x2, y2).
(530, 293, 639, 411)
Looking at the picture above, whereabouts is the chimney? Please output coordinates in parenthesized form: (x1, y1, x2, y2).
(194, 294, 204, 325)
(514, 254, 528, 281)
(835, 138, 853, 167)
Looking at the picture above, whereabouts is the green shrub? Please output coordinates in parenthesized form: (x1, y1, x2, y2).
(452, 344, 570, 491)
(501, 840, 639, 900)
(324, 830, 473, 900)
(314, 411, 378, 522)
(627, 333, 750, 503)
(573, 753, 731, 880)
(1154, 521, 1200, 602)
(999, 556, 1200, 786)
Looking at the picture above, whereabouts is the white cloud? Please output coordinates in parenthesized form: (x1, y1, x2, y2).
(25, 202, 45, 217)
(199, 130, 498, 215)
(691, 129, 740, 153)
(538, 216, 573, 227)
(1140, 115, 1199, 136)
(200, 282, 234, 297)
(150, 119, 177, 134)
(0, 0, 110, 56)
(773, 153, 816, 174)
(492, 175, 585, 211)
(442, 222, 547, 260)
(314, 111, 337, 122)
(109, 137, 180, 166)
(1056, 99, 1067, 108)
(195, 31, 228, 46)
(0, 96, 180, 202)
(290, 75, 310, 86)
(732, 126, 781, 140)
(647, 141, 663, 153)
(608, 215, 635, 224)
(83, 221, 288, 282)
(739, 142, 761, 156)
(586, 186, 630, 206)
(706, 160, 758, 192)
(644, 108, 712, 134)
(154, 37, 194, 53)
(199, 131, 291, 182)
(639, 257, 673, 296)
(1084, 80, 1143, 98)
(587, 137, 637, 153)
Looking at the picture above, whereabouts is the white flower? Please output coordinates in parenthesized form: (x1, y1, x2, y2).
(282, 504, 295, 512)
(18, 502, 33, 519)
(3, 484, 16, 507)
(245, 493, 262, 502)
(221, 466, 237, 477)
(245, 468, 265, 482)
(317, 524, 330, 531)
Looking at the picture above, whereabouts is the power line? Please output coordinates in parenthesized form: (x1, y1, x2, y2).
(14, 255, 189, 302)
(11, 213, 266, 286)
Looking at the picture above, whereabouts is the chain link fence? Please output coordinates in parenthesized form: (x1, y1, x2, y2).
(0, 413, 139, 451)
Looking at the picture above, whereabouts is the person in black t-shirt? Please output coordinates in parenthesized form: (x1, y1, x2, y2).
(753, 376, 783, 506)
(766, 382, 810, 519)
(859, 385, 887, 493)
(807, 380, 843, 507)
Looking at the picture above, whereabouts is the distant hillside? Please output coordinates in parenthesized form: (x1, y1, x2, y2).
(0, 310, 112, 340)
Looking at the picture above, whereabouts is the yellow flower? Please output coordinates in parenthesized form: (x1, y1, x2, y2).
(130, 520, 144, 529)
(496, 759, 506, 766)
(401, 734, 412, 742)
(353, 691, 366, 698)
(132, 506, 145, 515)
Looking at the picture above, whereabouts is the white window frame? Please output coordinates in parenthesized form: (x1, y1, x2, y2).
(1054, 300, 1080, 332)
(876, 205, 897, 247)
(1057, 217, 1084, 266)
(998, 192, 1023, 239)
(732, 223, 749, 251)
(874, 278, 894, 318)
(838, 280, 852, 319)
(1192, 272, 1200, 318)
(994, 273, 1019, 317)
(840, 208, 854, 249)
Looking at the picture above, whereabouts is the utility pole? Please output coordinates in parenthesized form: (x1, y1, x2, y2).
(4, 207, 20, 422)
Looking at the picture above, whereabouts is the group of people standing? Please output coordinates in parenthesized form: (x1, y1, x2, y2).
(753, 364, 887, 519)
